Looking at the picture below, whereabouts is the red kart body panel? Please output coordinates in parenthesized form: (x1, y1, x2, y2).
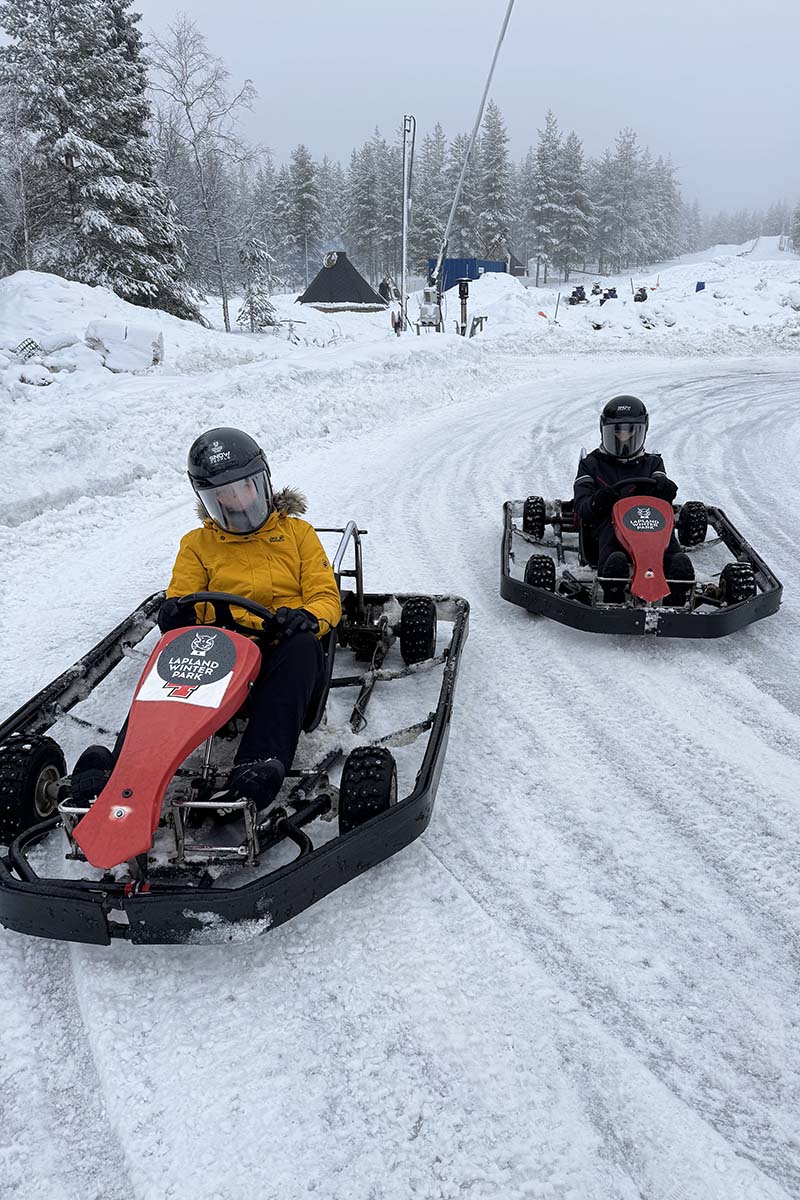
(74, 627, 261, 869)
(612, 496, 675, 602)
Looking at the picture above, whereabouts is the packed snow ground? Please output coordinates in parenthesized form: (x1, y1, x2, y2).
(1, 254, 800, 1200)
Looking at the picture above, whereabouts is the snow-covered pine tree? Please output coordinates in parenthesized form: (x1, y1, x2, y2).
(529, 110, 562, 284)
(286, 143, 321, 287)
(409, 123, 448, 274)
(514, 147, 538, 271)
(589, 149, 616, 274)
(237, 236, 276, 332)
(346, 141, 378, 281)
(371, 127, 401, 281)
(553, 130, 593, 280)
(477, 99, 512, 259)
(791, 202, 800, 250)
(317, 155, 347, 248)
(678, 199, 703, 254)
(604, 127, 649, 270)
(0, 78, 42, 273)
(0, 0, 198, 316)
(647, 155, 681, 262)
(445, 132, 480, 258)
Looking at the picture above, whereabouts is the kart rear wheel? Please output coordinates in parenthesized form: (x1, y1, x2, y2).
(338, 747, 398, 834)
(524, 554, 556, 592)
(719, 561, 756, 605)
(399, 596, 436, 666)
(522, 496, 546, 539)
(677, 501, 708, 547)
(0, 733, 66, 845)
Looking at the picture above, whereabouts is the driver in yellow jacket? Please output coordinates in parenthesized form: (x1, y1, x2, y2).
(70, 428, 341, 823)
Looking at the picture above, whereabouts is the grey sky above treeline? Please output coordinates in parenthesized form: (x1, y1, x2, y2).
(135, 0, 800, 215)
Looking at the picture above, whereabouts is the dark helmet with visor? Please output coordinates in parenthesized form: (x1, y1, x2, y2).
(188, 427, 273, 535)
(600, 395, 649, 460)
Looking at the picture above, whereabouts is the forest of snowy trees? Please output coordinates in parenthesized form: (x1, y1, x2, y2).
(1, 1, 798, 325)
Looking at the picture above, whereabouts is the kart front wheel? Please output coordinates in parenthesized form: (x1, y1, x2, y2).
(524, 554, 556, 592)
(399, 596, 436, 665)
(338, 747, 398, 834)
(522, 495, 546, 539)
(719, 562, 756, 605)
(0, 733, 66, 845)
(677, 501, 708, 547)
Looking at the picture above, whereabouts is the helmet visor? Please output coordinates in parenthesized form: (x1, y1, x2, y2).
(601, 421, 646, 459)
(196, 471, 272, 534)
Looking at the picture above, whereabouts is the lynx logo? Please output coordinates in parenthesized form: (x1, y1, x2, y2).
(191, 631, 218, 656)
(637, 506, 651, 519)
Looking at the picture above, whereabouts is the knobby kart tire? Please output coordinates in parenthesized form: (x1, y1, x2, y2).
(338, 747, 398, 835)
(677, 501, 708, 547)
(524, 554, 556, 592)
(399, 596, 436, 666)
(719, 561, 756, 605)
(522, 496, 546, 539)
(0, 733, 66, 845)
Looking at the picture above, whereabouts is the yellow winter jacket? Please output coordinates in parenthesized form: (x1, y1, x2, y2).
(165, 487, 341, 636)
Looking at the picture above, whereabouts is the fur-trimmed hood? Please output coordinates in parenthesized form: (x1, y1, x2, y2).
(195, 485, 307, 526)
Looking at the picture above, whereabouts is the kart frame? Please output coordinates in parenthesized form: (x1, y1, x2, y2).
(0, 524, 469, 944)
(501, 498, 782, 638)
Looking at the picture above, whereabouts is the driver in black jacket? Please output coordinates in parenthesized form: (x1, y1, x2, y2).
(574, 395, 694, 603)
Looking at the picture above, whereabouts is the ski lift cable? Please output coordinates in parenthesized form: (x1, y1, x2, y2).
(430, 0, 517, 293)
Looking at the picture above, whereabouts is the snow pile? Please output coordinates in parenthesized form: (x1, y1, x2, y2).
(465, 251, 800, 355)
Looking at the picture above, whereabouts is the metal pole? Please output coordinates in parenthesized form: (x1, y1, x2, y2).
(430, 0, 517, 295)
(400, 114, 416, 332)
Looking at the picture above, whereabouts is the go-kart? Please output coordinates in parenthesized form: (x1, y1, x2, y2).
(0, 523, 469, 944)
(501, 479, 782, 637)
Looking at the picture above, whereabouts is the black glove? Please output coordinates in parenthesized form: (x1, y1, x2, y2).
(590, 488, 617, 520)
(273, 606, 319, 640)
(652, 476, 678, 502)
(158, 596, 194, 633)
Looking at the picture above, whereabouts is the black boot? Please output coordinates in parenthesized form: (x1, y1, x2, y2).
(205, 759, 286, 848)
(69, 745, 115, 806)
(600, 551, 630, 604)
(665, 551, 695, 606)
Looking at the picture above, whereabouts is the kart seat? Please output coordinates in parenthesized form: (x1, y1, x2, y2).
(303, 627, 337, 733)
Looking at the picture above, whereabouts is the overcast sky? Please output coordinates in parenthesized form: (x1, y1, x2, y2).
(134, 0, 800, 214)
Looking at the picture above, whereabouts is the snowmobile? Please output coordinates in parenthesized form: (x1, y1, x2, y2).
(501, 481, 781, 638)
(0, 523, 469, 945)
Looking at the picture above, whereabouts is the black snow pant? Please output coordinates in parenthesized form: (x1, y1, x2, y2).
(236, 632, 325, 772)
(598, 524, 690, 578)
(112, 632, 326, 775)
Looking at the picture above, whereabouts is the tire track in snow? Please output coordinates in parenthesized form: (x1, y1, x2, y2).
(308, 356, 800, 1194)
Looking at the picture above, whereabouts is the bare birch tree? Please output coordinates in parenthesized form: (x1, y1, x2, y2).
(149, 16, 256, 331)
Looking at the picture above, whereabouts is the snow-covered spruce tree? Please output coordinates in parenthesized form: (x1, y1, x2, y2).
(791, 202, 800, 250)
(150, 15, 256, 330)
(317, 155, 347, 248)
(0, 0, 198, 316)
(678, 199, 703, 254)
(553, 130, 593, 280)
(286, 143, 321, 287)
(647, 155, 681, 262)
(0, 79, 43, 273)
(589, 149, 616, 274)
(444, 132, 480, 258)
(529, 110, 562, 284)
(477, 100, 512, 260)
(604, 127, 649, 271)
(346, 140, 379, 281)
(409, 123, 448, 274)
(237, 236, 276, 332)
(514, 147, 538, 271)
(371, 127, 402, 281)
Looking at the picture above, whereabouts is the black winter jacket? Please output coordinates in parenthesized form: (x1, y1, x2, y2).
(574, 448, 673, 526)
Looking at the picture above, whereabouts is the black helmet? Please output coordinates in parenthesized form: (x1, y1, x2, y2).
(187, 427, 273, 535)
(600, 395, 648, 460)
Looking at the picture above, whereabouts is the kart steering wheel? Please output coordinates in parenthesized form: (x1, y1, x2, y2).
(175, 591, 275, 638)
